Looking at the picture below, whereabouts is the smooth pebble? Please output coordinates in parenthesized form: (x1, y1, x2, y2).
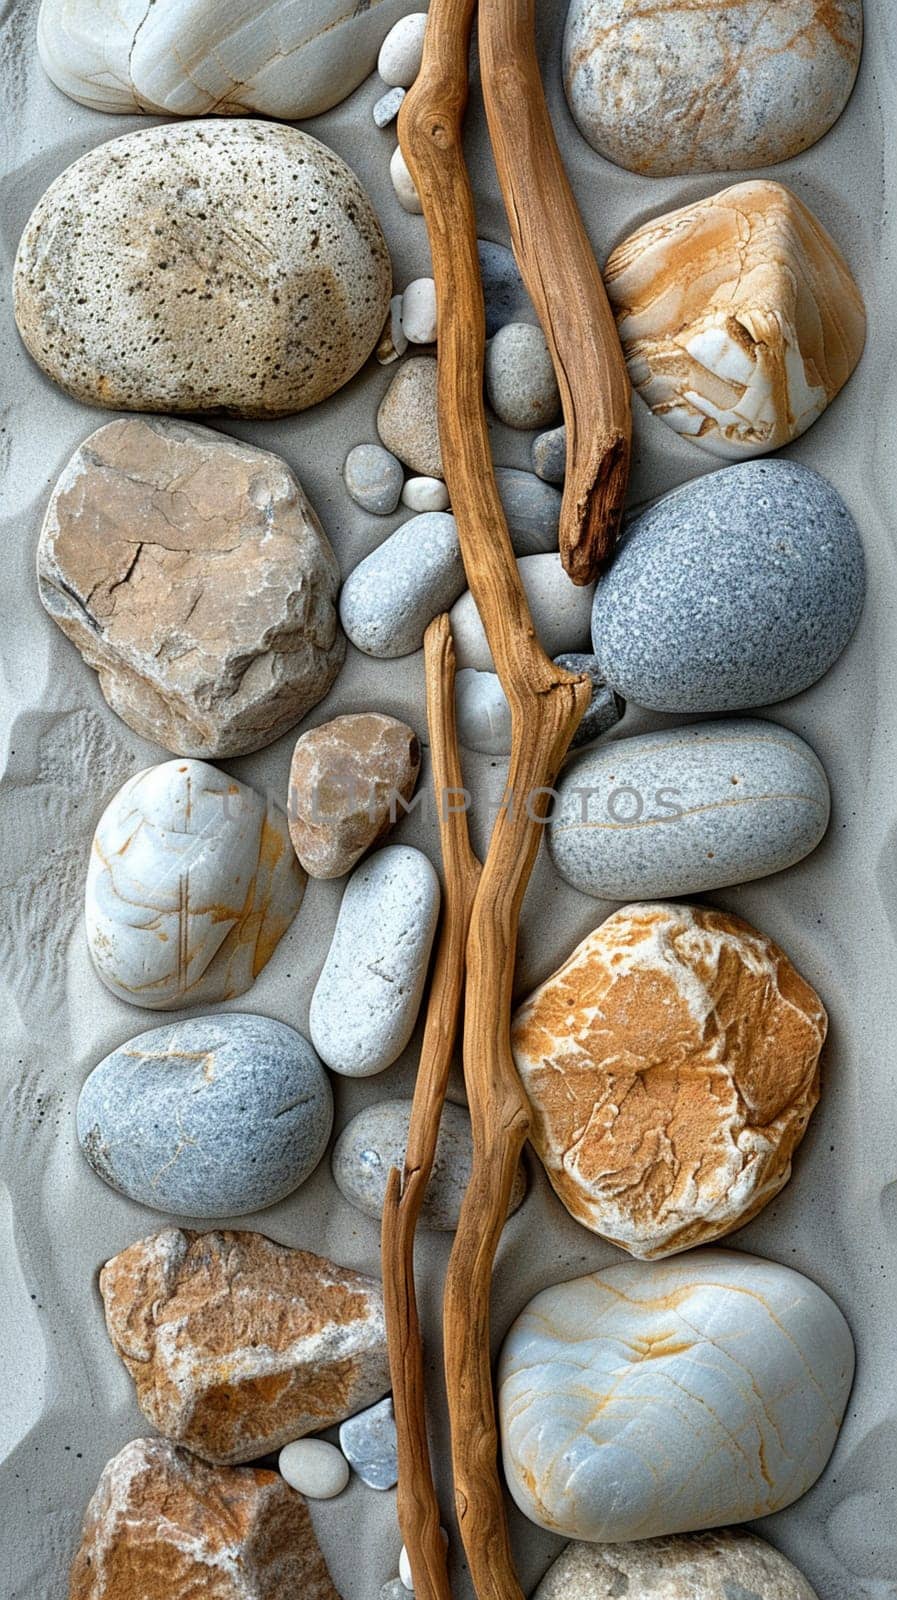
(532, 425, 566, 483)
(455, 657, 620, 755)
(401, 277, 438, 344)
(344, 443, 405, 515)
(450, 554, 594, 670)
(338, 1397, 398, 1490)
(495, 466, 561, 554)
(390, 144, 422, 213)
(402, 476, 450, 512)
(478, 239, 535, 337)
(401, 1531, 448, 1592)
(377, 294, 409, 365)
(278, 1439, 350, 1501)
(374, 85, 406, 127)
(340, 512, 464, 657)
(378, 357, 442, 476)
(548, 718, 831, 899)
(485, 323, 561, 429)
(533, 1531, 821, 1600)
(310, 846, 440, 1077)
(378, 12, 428, 86)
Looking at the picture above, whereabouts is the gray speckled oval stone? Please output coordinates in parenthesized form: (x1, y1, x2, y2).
(495, 467, 562, 555)
(548, 718, 830, 899)
(591, 462, 865, 714)
(77, 1014, 333, 1217)
(332, 1098, 527, 1229)
(532, 1531, 820, 1600)
(478, 239, 535, 337)
(340, 513, 465, 658)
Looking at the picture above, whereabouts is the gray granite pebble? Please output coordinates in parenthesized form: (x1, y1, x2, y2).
(77, 1014, 333, 1217)
(339, 512, 465, 657)
(332, 1097, 526, 1229)
(344, 442, 404, 515)
(591, 461, 865, 712)
(338, 1397, 399, 1489)
(495, 466, 561, 555)
(532, 425, 566, 483)
(485, 323, 561, 429)
(553, 654, 623, 749)
(373, 85, 405, 127)
(548, 718, 830, 899)
(478, 239, 535, 337)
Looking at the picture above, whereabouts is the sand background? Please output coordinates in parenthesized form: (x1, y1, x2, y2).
(0, 2, 894, 1596)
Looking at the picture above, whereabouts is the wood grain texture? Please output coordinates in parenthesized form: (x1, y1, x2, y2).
(398, 1, 596, 1592)
(480, 0, 632, 584)
(381, 615, 480, 1600)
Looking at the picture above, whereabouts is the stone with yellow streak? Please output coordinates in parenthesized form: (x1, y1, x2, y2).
(85, 758, 305, 1010)
(604, 180, 865, 459)
(511, 903, 826, 1258)
(99, 1229, 391, 1465)
(498, 1248, 854, 1542)
(69, 1436, 340, 1600)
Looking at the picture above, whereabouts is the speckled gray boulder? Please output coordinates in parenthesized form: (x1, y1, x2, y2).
(77, 1015, 333, 1217)
(310, 847, 440, 1077)
(532, 425, 566, 484)
(344, 443, 404, 515)
(548, 718, 830, 899)
(533, 1526, 819, 1597)
(495, 467, 562, 555)
(338, 1397, 398, 1490)
(478, 239, 535, 337)
(332, 1097, 526, 1229)
(485, 324, 561, 429)
(554, 654, 624, 749)
(13, 121, 391, 417)
(339, 513, 465, 658)
(591, 462, 865, 713)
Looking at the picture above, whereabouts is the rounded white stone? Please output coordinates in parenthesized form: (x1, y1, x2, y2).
(455, 668, 512, 755)
(278, 1438, 349, 1500)
(377, 294, 409, 365)
(450, 554, 594, 670)
(310, 846, 441, 1077)
(401, 476, 450, 512)
(378, 12, 428, 86)
(390, 144, 422, 213)
(532, 1530, 821, 1600)
(401, 278, 438, 344)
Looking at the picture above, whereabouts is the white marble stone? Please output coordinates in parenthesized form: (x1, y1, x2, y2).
(279, 1438, 349, 1501)
(401, 476, 450, 512)
(378, 12, 428, 86)
(450, 554, 594, 670)
(401, 278, 438, 345)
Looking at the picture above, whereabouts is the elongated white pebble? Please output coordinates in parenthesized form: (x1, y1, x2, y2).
(378, 12, 428, 86)
(402, 476, 450, 512)
(401, 277, 438, 344)
(278, 1438, 349, 1500)
(374, 85, 405, 127)
(390, 145, 422, 213)
(400, 1529, 449, 1591)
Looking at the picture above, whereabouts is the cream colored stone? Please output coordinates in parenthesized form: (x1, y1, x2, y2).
(604, 180, 866, 458)
(99, 1229, 391, 1465)
(69, 1436, 340, 1600)
(288, 713, 421, 878)
(38, 418, 344, 758)
(532, 1531, 820, 1600)
(85, 759, 305, 1010)
(511, 902, 826, 1258)
(14, 121, 391, 417)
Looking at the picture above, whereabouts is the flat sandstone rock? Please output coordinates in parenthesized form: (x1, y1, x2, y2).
(69, 1436, 339, 1600)
(604, 179, 865, 458)
(39, 419, 345, 758)
(14, 120, 391, 417)
(99, 1229, 391, 1464)
(512, 902, 826, 1258)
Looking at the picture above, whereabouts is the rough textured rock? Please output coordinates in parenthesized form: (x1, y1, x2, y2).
(77, 1014, 333, 1218)
(498, 1249, 854, 1541)
(339, 513, 465, 658)
(100, 1229, 391, 1465)
(590, 461, 865, 712)
(339, 1396, 399, 1490)
(332, 1097, 526, 1229)
(377, 358, 442, 477)
(310, 846, 441, 1077)
(485, 323, 561, 429)
(14, 121, 391, 417)
(69, 1436, 340, 1600)
(374, 85, 406, 127)
(564, 0, 863, 177)
(553, 653, 623, 749)
(450, 554, 594, 670)
(604, 180, 865, 458)
(39, 0, 420, 119)
(548, 719, 831, 899)
(86, 759, 306, 1009)
(288, 713, 421, 879)
(511, 902, 826, 1258)
(532, 1531, 820, 1600)
(38, 418, 345, 758)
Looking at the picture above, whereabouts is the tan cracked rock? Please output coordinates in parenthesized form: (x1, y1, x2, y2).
(532, 1527, 819, 1598)
(38, 418, 345, 759)
(377, 357, 443, 478)
(511, 902, 826, 1258)
(604, 179, 866, 459)
(69, 1436, 340, 1600)
(288, 713, 421, 878)
(100, 1229, 391, 1465)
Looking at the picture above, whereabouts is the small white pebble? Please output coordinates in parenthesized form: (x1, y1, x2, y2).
(402, 476, 450, 512)
(378, 12, 428, 87)
(390, 145, 422, 214)
(373, 85, 406, 127)
(400, 1529, 448, 1592)
(279, 1439, 349, 1500)
(377, 294, 408, 365)
(401, 277, 438, 344)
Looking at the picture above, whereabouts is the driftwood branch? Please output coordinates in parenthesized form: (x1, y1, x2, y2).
(479, 0, 632, 584)
(398, 2, 597, 1593)
(381, 614, 480, 1600)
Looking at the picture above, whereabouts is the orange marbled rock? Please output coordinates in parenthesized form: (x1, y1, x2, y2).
(99, 1230, 390, 1464)
(511, 902, 826, 1258)
(69, 1436, 340, 1600)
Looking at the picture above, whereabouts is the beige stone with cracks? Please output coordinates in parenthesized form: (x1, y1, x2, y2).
(289, 713, 421, 878)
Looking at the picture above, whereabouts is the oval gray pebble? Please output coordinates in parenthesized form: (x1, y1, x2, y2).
(532, 425, 566, 484)
(344, 443, 404, 515)
(339, 513, 465, 658)
(77, 1014, 333, 1217)
(591, 461, 865, 713)
(548, 718, 830, 899)
(478, 239, 535, 337)
(333, 1097, 527, 1229)
(486, 323, 561, 430)
(495, 467, 562, 555)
